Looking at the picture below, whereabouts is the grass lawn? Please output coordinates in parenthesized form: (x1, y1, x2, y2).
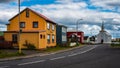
(45, 46, 71, 52)
(45, 44, 83, 52)
(111, 42, 120, 48)
(0, 51, 25, 58)
(0, 44, 83, 58)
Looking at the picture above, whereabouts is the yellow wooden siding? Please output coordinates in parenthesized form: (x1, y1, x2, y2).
(8, 10, 46, 31)
(39, 32, 47, 49)
(19, 33, 39, 49)
(4, 33, 18, 47)
(4, 33, 13, 41)
(7, 25, 10, 30)
(46, 23, 56, 47)
(5, 8, 57, 49)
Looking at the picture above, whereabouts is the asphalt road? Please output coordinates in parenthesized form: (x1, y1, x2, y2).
(0, 44, 120, 68)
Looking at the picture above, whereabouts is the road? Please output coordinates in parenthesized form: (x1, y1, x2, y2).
(0, 44, 120, 68)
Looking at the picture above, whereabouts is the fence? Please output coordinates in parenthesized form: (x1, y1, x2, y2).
(0, 36, 13, 49)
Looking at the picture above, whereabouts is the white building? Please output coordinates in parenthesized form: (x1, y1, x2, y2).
(96, 22, 112, 43)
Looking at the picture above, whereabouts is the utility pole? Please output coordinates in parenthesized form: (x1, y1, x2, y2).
(76, 19, 83, 43)
(18, 0, 22, 53)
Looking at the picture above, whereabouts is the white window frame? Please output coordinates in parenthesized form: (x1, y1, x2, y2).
(52, 35, 55, 43)
(52, 24, 54, 30)
(47, 34, 50, 43)
(33, 21, 38, 28)
(20, 22, 25, 28)
(47, 22, 50, 29)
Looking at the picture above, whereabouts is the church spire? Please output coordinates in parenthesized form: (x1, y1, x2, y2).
(101, 21, 104, 32)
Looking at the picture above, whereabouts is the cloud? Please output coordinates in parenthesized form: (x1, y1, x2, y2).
(55, 0, 73, 4)
(0, 0, 25, 4)
(0, 4, 18, 24)
(0, 0, 120, 36)
(0, 24, 6, 31)
(55, 0, 85, 4)
(90, 0, 120, 11)
(29, 2, 120, 36)
(0, 0, 16, 3)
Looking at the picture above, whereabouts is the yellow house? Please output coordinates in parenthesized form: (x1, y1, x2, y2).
(4, 8, 56, 49)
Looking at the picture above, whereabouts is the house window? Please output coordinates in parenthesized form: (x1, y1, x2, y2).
(47, 22, 50, 29)
(52, 24, 54, 30)
(47, 34, 50, 43)
(40, 34, 42, 39)
(26, 9, 29, 17)
(33, 21, 38, 28)
(20, 22, 25, 28)
(43, 35, 45, 39)
(12, 34, 17, 43)
(52, 35, 55, 43)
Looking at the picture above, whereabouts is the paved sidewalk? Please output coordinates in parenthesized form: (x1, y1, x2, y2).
(0, 45, 85, 62)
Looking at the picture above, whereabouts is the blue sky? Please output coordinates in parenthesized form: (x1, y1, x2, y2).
(0, 0, 120, 38)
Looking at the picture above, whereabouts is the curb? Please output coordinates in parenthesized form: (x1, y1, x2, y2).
(0, 45, 85, 62)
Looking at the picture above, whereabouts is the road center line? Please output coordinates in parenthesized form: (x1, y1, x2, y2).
(80, 46, 97, 54)
(0, 62, 8, 64)
(0, 66, 9, 68)
(68, 53, 78, 57)
(18, 60, 46, 66)
(50, 56, 66, 60)
(68, 46, 97, 57)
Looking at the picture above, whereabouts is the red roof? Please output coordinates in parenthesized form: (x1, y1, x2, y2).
(9, 8, 56, 24)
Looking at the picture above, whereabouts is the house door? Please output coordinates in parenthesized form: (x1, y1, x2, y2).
(101, 39, 103, 44)
(12, 34, 18, 43)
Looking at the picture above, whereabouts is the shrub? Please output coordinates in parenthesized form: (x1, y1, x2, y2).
(23, 40, 36, 50)
(76, 42, 81, 46)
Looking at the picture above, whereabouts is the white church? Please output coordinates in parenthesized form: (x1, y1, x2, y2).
(96, 22, 112, 44)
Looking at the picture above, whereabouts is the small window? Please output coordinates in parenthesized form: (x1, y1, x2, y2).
(33, 21, 38, 28)
(52, 35, 55, 43)
(40, 34, 42, 39)
(52, 24, 54, 30)
(47, 22, 50, 29)
(20, 22, 25, 28)
(43, 35, 45, 39)
(26, 9, 29, 17)
(47, 34, 50, 43)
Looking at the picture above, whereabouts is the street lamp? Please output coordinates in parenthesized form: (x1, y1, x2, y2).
(76, 19, 83, 43)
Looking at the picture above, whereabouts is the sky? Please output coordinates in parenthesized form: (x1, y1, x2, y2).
(0, 0, 120, 38)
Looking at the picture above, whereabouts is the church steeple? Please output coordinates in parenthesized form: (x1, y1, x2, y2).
(101, 21, 105, 32)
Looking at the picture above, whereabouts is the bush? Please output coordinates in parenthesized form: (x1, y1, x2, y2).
(76, 42, 81, 46)
(23, 40, 36, 50)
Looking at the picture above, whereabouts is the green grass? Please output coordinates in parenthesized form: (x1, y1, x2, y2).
(44, 46, 71, 52)
(0, 43, 83, 58)
(111, 43, 120, 47)
(0, 51, 25, 58)
(0, 31, 3, 36)
(45, 44, 82, 52)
